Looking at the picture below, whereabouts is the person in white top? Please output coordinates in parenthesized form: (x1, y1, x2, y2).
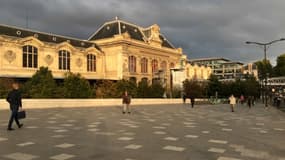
(229, 94, 236, 112)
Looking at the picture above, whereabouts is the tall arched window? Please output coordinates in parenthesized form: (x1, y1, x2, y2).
(141, 58, 148, 73)
(128, 56, 136, 73)
(160, 61, 167, 71)
(23, 45, 38, 68)
(59, 50, 70, 70)
(151, 59, 158, 73)
(87, 54, 96, 72)
(186, 68, 190, 77)
(194, 68, 197, 79)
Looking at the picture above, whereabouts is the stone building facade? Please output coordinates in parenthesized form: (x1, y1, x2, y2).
(0, 18, 211, 90)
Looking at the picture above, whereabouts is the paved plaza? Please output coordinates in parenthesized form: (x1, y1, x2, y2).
(0, 103, 285, 160)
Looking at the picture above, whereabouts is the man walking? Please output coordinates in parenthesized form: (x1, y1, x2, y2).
(229, 94, 236, 112)
(6, 82, 23, 131)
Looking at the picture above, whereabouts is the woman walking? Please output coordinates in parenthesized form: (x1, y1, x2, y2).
(229, 94, 236, 112)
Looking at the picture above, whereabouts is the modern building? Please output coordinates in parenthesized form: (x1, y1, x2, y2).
(188, 57, 257, 81)
(188, 57, 243, 81)
(242, 62, 258, 79)
(0, 18, 211, 91)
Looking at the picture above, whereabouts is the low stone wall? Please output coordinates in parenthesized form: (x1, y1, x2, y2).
(0, 98, 209, 110)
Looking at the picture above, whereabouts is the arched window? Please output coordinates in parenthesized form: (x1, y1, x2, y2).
(87, 54, 96, 72)
(160, 61, 167, 71)
(23, 45, 38, 68)
(170, 62, 175, 69)
(129, 77, 137, 83)
(141, 58, 148, 73)
(59, 50, 70, 70)
(141, 77, 148, 82)
(194, 68, 197, 79)
(186, 68, 190, 77)
(152, 59, 158, 73)
(128, 56, 136, 73)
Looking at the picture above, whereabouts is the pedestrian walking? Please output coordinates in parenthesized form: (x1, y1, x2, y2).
(240, 95, 244, 105)
(122, 91, 131, 114)
(182, 93, 186, 104)
(251, 96, 255, 106)
(190, 96, 195, 108)
(6, 82, 23, 131)
(277, 96, 281, 107)
(229, 94, 236, 112)
(247, 96, 252, 108)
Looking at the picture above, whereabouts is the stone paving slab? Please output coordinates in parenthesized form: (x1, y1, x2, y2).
(0, 103, 285, 160)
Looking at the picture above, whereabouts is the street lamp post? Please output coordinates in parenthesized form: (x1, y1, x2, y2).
(245, 38, 285, 107)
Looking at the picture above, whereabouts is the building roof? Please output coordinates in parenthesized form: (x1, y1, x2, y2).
(88, 19, 175, 49)
(223, 61, 244, 65)
(89, 21, 145, 41)
(243, 63, 258, 70)
(0, 24, 101, 51)
(159, 34, 175, 49)
(188, 57, 231, 62)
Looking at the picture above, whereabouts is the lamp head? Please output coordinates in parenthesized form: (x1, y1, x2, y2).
(280, 38, 285, 41)
(245, 41, 251, 44)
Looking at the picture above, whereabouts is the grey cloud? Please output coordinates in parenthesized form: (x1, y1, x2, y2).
(0, 0, 285, 64)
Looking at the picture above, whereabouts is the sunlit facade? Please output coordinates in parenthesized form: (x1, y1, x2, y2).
(0, 18, 211, 91)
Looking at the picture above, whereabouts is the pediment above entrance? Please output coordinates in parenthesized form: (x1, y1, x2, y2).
(56, 41, 76, 53)
(18, 36, 44, 48)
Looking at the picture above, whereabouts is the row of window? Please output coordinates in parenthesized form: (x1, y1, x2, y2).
(22, 45, 96, 72)
(128, 56, 174, 73)
(22, 46, 175, 74)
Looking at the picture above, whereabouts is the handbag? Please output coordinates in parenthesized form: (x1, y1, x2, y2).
(17, 110, 26, 119)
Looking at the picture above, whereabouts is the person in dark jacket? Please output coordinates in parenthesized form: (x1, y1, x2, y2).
(190, 96, 195, 108)
(247, 96, 252, 109)
(6, 82, 23, 131)
(182, 93, 186, 104)
(122, 91, 131, 114)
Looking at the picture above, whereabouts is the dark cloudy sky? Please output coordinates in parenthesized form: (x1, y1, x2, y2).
(1, 0, 285, 65)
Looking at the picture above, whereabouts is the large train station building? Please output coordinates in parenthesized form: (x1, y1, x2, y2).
(0, 18, 211, 90)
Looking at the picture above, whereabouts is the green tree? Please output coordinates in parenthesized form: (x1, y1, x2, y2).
(273, 54, 285, 76)
(149, 82, 165, 98)
(243, 75, 260, 97)
(95, 80, 117, 98)
(116, 80, 137, 98)
(24, 67, 56, 98)
(63, 72, 92, 98)
(206, 74, 222, 97)
(221, 82, 233, 97)
(183, 79, 204, 98)
(255, 59, 273, 79)
(0, 78, 14, 98)
(137, 79, 150, 98)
